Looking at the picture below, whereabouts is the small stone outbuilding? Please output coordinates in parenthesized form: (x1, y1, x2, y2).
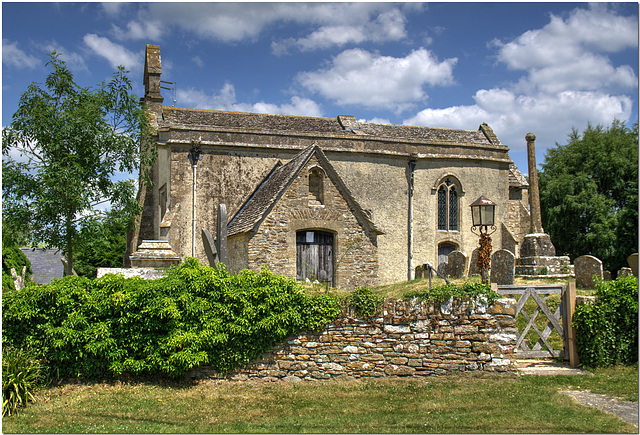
(227, 145, 382, 289)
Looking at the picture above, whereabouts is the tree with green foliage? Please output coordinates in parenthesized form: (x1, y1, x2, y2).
(2, 52, 154, 277)
(539, 120, 638, 273)
(73, 208, 132, 278)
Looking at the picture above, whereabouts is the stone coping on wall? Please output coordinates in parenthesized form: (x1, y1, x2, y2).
(188, 297, 518, 381)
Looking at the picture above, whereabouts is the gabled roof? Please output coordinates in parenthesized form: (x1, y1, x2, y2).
(509, 163, 529, 188)
(227, 145, 383, 237)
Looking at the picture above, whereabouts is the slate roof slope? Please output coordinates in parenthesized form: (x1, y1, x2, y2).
(228, 145, 382, 237)
(19, 248, 64, 285)
(160, 108, 499, 146)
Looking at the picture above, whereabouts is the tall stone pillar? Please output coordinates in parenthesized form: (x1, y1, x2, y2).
(526, 133, 543, 234)
(516, 132, 569, 276)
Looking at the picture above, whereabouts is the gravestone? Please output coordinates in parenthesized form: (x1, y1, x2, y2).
(202, 228, 218, 266)
(414, 265, 425, 279)
(574, 255, 603, 288)
(446, 251, 467, 278)
(618, 267, 633, 278)
(603, 270, 611, 281)
(216, 204, 228, 266)
(490, 249, 515, 285)
(129, 240, 181, 268)
(627, 253, 638, 277)
(469, 248, 480, 276)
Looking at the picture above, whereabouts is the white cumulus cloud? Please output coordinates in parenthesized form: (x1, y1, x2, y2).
(405, 90, 632, 158)
(112, 3, 412, 52)
(405, 4, 637, 163)
(177, 82, 324, 117)
(298, 48, 457, 112)
(83, 34, 142, 71)
(2, 40, 40, 69)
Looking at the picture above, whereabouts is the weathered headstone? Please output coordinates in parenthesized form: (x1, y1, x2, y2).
(627, 253, 638, 277)
(216, 204, 228, 266)
(490, 249, 515, 285)
(574, 255, 603, 288)
(603, 270, 611, 281)
(446, 251, 467, 279)
(469, 248, 480, 276)
(618, 267, 633, 278)
(129, 240, 181, 268)
(414, 265, 424, 279)
(202, 228, 218, 266)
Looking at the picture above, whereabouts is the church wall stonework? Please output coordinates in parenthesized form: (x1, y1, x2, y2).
(133, 44, 531, 288)
(151, 129, 519, 286)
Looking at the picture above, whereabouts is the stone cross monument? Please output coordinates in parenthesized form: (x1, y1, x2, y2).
(519, 133, 555, 258)
(515, 133, 571, 277)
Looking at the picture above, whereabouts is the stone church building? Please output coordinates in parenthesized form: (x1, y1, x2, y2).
(129, 45, 531, 288)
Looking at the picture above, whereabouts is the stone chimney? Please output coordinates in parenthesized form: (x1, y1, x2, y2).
(142, 44, 163, 116)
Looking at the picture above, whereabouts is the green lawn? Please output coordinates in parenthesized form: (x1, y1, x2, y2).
(3, 366, 637, 433)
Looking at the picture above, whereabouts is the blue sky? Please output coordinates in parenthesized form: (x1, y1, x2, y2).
(2, 2, 638, 175)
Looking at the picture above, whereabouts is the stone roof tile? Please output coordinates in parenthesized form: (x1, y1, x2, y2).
(160, 108, 495, 145)
(228, 146, 316, 236)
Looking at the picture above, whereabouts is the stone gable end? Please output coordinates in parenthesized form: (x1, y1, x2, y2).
(246, 155, 379, 289)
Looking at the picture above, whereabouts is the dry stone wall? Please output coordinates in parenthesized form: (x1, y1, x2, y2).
(212, 298, 518, 381)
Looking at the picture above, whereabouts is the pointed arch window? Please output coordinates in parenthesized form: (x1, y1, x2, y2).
(437, 178, 459, 231)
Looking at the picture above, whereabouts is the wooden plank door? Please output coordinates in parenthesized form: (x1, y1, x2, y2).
(297, 230, 334, 286)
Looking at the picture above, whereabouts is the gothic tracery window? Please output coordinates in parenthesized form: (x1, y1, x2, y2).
(437, 178, 459, 231)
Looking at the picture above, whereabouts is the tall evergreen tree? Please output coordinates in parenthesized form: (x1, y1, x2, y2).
(539, 120, 638, 273)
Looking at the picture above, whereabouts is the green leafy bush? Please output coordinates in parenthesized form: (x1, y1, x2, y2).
(2, 259, 341, 380)
(403, 281, 499, 305)
(2, 346, 42, 417)
(2, 246, 32, 292)
(343, 287, 382, 318)
(572, 275, 638, 367)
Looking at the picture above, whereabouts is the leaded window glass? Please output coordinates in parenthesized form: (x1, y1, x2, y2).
(437, 178, 460, 231)
(438, 185, 447, 230)
(449, 187, 458, 230)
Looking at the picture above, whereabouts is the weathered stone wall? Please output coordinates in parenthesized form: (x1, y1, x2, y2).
(503, 198, 531, 254)
(156, 141, 515, 285)
(220, 298, 518, 381)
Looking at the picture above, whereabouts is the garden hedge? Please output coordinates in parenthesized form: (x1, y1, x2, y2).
(2, 258, 340, 380)
(572, 275, 638, 367)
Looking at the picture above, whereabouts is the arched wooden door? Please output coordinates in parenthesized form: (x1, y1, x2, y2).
(297, 230, 334, 286)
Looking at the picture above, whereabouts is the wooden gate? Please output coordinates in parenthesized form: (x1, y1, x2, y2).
(296, 230, 334, 286)
(494, 284, 572, 359)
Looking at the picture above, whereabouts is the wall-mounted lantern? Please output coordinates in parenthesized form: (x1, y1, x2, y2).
(470, 196, 496, 284)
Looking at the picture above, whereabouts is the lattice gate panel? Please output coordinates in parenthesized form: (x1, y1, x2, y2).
(494, 284, 568, 359)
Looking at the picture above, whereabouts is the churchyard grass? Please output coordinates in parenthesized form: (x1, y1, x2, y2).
(3, 367, 637, 433)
